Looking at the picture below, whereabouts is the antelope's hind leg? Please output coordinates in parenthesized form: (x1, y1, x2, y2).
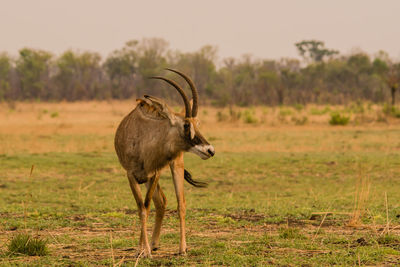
(127, 172, 153, 257)
(146, 182, 167, 251)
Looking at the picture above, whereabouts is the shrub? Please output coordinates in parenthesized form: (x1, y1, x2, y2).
(216, 110, 228, 122)
(349, 100, 365, 114)
(279, 107, 293, 116)
(382, 104, 400, 118)
(229, 107, 241, 121)
(50, 111, 59, 118)
(366, 102, 373, 111)
(293, 104, 304, 111)
(8, 234, 48, 256)
(291, 116, 308, 125)
(243, 109, 258, 124)
(310, 106, 331, 115)
(329, 112, 350, 125)
(376, 111, 388, 123)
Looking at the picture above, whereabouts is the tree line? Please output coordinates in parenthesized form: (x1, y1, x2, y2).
(0, 38, 399, 106)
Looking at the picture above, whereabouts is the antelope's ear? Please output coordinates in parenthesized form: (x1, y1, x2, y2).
(136, 95, 177, 125)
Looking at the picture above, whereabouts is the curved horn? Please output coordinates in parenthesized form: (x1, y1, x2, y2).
(149, 76, 191, 118)
(166, 68, 198, 117)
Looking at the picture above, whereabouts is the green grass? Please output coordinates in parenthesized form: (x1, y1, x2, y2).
(7, 234, 48, 256)
(1, 123, 400, 265)
(1, 149, 399, 265)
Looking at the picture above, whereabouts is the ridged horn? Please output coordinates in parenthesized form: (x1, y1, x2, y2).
(165, 68, 199, 117)
(149, 76, 191, 118)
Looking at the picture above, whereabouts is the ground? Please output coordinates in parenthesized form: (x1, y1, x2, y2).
(0, 101, 399, 266)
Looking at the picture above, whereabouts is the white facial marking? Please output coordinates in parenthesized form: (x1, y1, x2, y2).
(190, 122, 195, 140)
(189, 144, 215, 160)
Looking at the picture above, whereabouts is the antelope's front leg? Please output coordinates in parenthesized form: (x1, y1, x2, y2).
(170, 153, 187, 254)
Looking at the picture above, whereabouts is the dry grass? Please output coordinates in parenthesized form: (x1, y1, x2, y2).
(348, 174, 371, 226)
(0, 101, 399, 154)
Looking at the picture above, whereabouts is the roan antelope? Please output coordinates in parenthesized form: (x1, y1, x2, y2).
(114, 69, 215, 257)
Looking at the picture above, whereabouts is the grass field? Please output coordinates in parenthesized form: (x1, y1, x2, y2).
(0, 101, 400, 266)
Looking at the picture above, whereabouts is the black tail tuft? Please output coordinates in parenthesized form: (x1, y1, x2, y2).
(184, 169, 208, 188)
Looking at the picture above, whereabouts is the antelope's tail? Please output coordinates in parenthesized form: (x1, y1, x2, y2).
(184, 169, 208, 188)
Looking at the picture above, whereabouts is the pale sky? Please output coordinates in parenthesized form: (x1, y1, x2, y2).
(1, 0, 400, 61)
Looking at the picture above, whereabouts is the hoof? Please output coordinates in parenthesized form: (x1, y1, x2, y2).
(135, 249, 152, 258)
(152, 247, 159, 252)
(176, 248, 188, 256)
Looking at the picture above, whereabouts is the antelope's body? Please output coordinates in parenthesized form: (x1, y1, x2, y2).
(114, 69, 214, 257)
(115, 101, 182, 184)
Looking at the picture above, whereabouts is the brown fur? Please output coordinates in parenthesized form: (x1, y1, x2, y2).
(114, 71, 214, 257)
(115, 99, 192, 184)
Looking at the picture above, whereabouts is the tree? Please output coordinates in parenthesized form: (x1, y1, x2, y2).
(258, 69, 281, 105)
(277, 58, 301, 104)
(295, 40, 339, 63)
(104, 41, 137, 99)
(0, 53, 12, 100)
(229, 55, 259, 106)
(16, 48, 53, 100)
(386, 63, 400, 105)
(54, 50, 104, 101)
(135, 38, 169, 97)
(54, 51, 78, 100)
(372, 51, 399, 105)
(173, 45, 218, 102)
(1, 38, 399, 105)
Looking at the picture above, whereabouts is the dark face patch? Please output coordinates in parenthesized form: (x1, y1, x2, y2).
(183, 122, 191, 138)
(190, 135, 203, 145)
(181, 119, 210, 149)
(187, 129, 209, 147)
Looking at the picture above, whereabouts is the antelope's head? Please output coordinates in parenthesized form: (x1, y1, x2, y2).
(150, 69, 215, 160)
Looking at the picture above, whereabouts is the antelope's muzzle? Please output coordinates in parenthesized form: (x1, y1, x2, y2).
(189, 144, 215, 160)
